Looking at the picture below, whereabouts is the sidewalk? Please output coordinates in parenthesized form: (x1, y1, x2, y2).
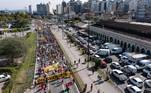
(52, 27, 122, 93)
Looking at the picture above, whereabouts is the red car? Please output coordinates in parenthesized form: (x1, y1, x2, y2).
(100, 60, 107, 68)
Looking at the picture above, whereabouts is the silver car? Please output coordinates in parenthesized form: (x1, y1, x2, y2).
(126, 85, 142, 93)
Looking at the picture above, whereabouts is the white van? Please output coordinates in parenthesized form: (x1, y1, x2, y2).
(135, 60, 151, 70)
(143, 64, 151, 76)
(103, 43, 122, 54)
(126, 54, 148, 65)
(95, 49, 110, 58)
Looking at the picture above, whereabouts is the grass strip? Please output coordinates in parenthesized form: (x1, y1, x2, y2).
(2, 32, 36, 93)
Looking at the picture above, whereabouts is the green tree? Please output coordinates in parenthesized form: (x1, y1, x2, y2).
(0, 38, 26, 62)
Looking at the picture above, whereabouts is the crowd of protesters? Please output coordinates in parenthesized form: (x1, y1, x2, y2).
(34, 27, 70, 93)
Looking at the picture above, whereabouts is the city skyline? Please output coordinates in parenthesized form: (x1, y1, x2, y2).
(0, 0, 88, 11)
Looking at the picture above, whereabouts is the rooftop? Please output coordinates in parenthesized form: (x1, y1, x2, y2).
(132, 54, 148, 59)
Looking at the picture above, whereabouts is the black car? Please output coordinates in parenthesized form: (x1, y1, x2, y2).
(144, 88, 151, 93)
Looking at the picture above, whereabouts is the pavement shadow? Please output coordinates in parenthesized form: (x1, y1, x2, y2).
(110, 74, 125, 85)
(73, 67, 88, 73)
(93, 78, 104, 85)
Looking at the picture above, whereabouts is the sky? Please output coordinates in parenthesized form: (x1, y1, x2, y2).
(0, 0, 88, 12)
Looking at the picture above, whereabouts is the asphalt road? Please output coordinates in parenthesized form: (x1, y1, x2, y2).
(33, 22, 79, 93)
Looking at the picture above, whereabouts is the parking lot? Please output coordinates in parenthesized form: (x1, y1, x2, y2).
(63, 25, 151, 93)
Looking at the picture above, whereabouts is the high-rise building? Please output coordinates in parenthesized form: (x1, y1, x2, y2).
(106, 0, 113, 13)
(129, 0, 138, 11)
(82, 2, 90, 13)
(62, 1, 67, 14)
(74, 0, 82, 14)
(101, 0, 107, 13)
(69, 0, 76, 12)
(56, 4, 62, 15)
(28, 5, 32, 14)
(91, 0, 100, 13)
(46, 3, 50, 14)
(36, 3, 50, 16)
(136, 0, 151, 21)
(111, 0, 125, 15)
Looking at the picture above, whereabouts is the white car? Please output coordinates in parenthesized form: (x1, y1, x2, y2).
(122, 65, 137, 75)
(129, 77, 143, 88)
(111, 69, 127, 82)
(111, 62, 120, 69)
(126, 85, 142, 93)
(0, 74, 11, 82)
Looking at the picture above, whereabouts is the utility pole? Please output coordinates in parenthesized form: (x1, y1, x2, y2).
(87, 20, 90, 68)
(86, 11, 92, 68)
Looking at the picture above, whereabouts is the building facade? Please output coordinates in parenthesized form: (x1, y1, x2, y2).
(89, 26, 151, 55)
(56, 4, 62, 15)
(28, 5, 32, 14)
(136, 0, 151, 21)
(36, 3, 50, 16)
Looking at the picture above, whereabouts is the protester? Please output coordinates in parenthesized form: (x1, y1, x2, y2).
(90, 83, 93, 91)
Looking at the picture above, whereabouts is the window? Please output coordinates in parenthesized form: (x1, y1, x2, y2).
(133, 79, 137, 83)
(131, 87, 135, 92)
(137, 62, 145, 67)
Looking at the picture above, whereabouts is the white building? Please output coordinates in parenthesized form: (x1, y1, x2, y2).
(56, 4, 62, 15)
(129, 0, 138, 11)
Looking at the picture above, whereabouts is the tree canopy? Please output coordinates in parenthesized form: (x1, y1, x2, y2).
(0, 12, 30, 28)
(0, 38, 26, 59)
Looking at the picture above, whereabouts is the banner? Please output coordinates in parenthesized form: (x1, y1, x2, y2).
(43, 63, 60, 72)
(36, 71, 71, 84)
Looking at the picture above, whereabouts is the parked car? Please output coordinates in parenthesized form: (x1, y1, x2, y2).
(147, 72, 151, 79)
(144, 88, 151, 93)
(103, 57, 112, 63)
(111, 62, 121, 69)
(126, 85, 142, 93)
(122, 65, 137, 76)
(100, 60, 107, 68)
(126, 54, 148, 65)
(111, 47, 123, 54)
(135, 59, 151, 71)
(95, 40, 102, 45)
(95, 49, 110, 58)
(128, 76, 143, 88)
(120, 53, 148, 66)
(143, 64, 151, 76)
(111, 69, 127, 82)
(103, 43, 122, 54)
(119, 56, 129, 66)
(0, 73, 11, 82)
(144, 79, 151, 88)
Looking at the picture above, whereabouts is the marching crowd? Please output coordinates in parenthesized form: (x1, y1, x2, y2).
(34, 27, 70, 93)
